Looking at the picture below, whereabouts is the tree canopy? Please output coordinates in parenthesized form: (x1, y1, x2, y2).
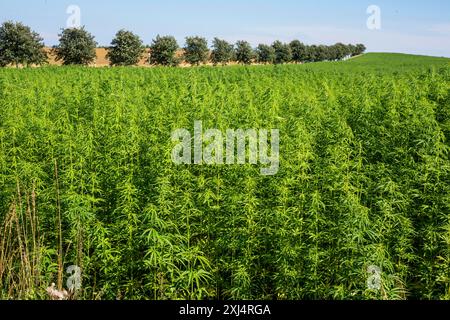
(149, 35, 180, 66)
(0, 20, 367, 67)
(235, 41, 254, 65)
(183, 36, 209, 66)
(107, 29, 145, 66)
(54, 27, 97, 65)
(0, 21, 47, 67)
(211, 38, 234, 66)
(290, 40, 307, 64)
(256, 44, 275, 64)
(272, 41, 292, 64)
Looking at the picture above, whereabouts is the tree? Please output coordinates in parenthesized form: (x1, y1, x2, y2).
(149, 35, 180, 66)
(0, 21, 47, 67)
(272, 41, 292, 64)
(354, 44, 367, 56)
(335, 42, 349, 60)
(308, 45, 318, 62)
(211, 38, 234, 66)
(289, 40, 307, 64)
(345, 44, 356, 58)
(235, 40, 254, 65)
(54, 27, 97, 65)
(327, 45, 337, 61)
(255, 44, 275, 64)
(316, 45, 329, 61)
(107, 30, 145, 66)
(183, 36, 209, 66)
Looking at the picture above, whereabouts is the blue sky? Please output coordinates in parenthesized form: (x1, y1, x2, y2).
(1, 0, 449, 57)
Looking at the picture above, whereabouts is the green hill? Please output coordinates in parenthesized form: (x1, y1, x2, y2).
(296, 52, 450, 74)
(350, 52, 449, 67)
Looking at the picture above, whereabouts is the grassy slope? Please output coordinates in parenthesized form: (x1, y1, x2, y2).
(350, 53, 450, 66)
(295, 53, 450, 74)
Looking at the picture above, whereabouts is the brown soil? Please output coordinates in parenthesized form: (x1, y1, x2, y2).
(44, 48, 235, 67)
(45, 47, 152, 67)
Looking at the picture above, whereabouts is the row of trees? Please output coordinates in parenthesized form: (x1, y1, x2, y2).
(0, 21, 366, 67)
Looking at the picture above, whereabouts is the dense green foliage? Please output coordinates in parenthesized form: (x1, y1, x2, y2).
(0, 53, 449, 300)
(290, 40, 307, 64)
(256, 44, 275, 64)
(235, 41, 255, 65)
(149, 35, 180, 67)
(183, 36, 209, 66)
(0, 20, 365, 67)
(0, 21, 47, 67)
(54, 27, 97, 65)
(106, 30, 145, 66)
(211, 38, 234, 66)
(272, 41, 292, 64)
